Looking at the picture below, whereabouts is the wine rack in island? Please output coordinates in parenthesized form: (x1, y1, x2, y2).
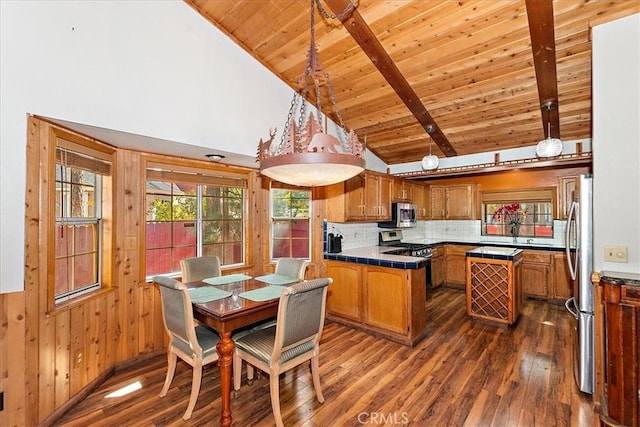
(465, 247, 523, 326)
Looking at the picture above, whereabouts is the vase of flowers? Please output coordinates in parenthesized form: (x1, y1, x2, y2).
(492, 203, 528, 243)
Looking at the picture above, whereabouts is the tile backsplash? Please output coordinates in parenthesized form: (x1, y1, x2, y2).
(326, 219, 567, 250)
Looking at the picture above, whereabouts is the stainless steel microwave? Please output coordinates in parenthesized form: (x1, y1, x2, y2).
(378, 202, 417, 228)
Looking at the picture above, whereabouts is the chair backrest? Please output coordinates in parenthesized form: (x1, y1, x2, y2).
(180, 256, 221, 282)
(272, 277, 332, 363)
(274, 257, 309, 280)
(154, 276, 202, 357)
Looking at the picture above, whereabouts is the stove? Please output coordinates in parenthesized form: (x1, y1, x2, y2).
(379, 230, 432, 258)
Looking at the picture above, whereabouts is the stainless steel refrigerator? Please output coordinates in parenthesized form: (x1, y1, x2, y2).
(564, 174, 594, 394)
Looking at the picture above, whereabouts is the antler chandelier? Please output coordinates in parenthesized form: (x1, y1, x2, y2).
(257, 0, 365, 187)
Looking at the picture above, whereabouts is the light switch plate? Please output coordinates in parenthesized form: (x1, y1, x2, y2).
(604, 246, 628, 263)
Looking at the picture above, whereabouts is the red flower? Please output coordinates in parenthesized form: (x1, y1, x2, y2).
(492, 203, 528, 224)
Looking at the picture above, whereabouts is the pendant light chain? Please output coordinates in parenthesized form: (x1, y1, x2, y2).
(256, 0, 365, 187)
(315, 0, 357, 22)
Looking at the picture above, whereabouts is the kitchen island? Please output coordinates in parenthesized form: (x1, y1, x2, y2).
(465, 246, 523, 326)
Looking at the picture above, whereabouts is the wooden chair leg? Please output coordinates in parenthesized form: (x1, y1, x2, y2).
(310, 356, 324, 403)
(269, 369, 284, 427)
(159, 351, 177, 397)
(183, 362, 203, 420)
(233, 352, 242, 397)
(247, 363, 254, 384)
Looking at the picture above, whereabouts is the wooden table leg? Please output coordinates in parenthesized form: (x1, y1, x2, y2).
(217, 331, 235, 427)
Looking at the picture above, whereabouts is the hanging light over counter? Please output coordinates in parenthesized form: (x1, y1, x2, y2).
(256, 0, 364, 187)
(421, 125, 439, 170)
(536, 101, 563, 158)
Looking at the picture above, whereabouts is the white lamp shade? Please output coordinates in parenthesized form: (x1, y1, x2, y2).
(535, 137, 563, 158)
(421, 154, 439, 170)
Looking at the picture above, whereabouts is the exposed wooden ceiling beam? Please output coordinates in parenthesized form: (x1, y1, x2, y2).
(324, 0, 458, 157)
(526, 0, 560, 139)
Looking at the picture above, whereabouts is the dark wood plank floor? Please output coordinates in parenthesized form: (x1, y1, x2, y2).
(55, 288, 598, 426)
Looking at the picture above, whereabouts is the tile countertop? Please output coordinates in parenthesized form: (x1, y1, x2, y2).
(465, 246, 524, 261)
(323, 239, 553, 270)
(401, 237, 567, 252)
(323, 246, 429, 270)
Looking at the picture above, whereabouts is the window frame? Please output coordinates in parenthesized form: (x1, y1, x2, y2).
(144, 162, 249, 279)
(269, 184, 312, 261)
(480, 188, 556, 239)
(47, 128, 115, 309)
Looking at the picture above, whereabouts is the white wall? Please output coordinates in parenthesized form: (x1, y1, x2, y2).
(0, 1, 387, 293)
(592, 14, 640, 274)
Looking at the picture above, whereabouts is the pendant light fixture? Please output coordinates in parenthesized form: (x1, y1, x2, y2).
(256, 0, 364, 187)
(535, 101, 563, 158)
(421, 125, 439, 170)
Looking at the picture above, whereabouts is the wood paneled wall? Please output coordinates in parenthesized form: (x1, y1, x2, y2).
(0, 117, 273, 426)
(0, 116, 592, 426)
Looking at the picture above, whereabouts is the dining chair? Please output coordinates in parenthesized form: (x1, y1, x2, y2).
(232, 277, 332, 427)
(274, 257, 309, 281)
(154, 276, 220, 420)
(180, 255, 221, 282)
(246, 258, 310, 334)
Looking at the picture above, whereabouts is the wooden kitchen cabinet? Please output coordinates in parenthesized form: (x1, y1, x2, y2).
(430, 184, 476, 220)
(446, 184, 475, 219)
(552, 252, 573, 302)
(392, 178, 412, 201)
(412, 183, 430, 219)
(431, 245, 444, 289)
(364, 266, 410, 335)
(326, 260, 363, 322)
(326, 171, 392, 222)
(557, 175, 578, 219)
(366, 173, 392, 219)
(444, 244, 476, 289)
(430, 185, 446, 219)
(521, 250, 552, 299)
(596, 272, 640, 427)
(344, 173, 366, 220)
(325, 260, 427, 346)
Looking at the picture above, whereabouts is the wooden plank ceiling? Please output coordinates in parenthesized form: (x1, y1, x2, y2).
(185, 0, 639, 166)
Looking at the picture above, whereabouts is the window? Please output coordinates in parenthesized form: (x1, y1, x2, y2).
(54, 145, 112, 303)
(270, 188, 311, 260)
(481, 189, 555, 238)
(145, 167, 246, 277)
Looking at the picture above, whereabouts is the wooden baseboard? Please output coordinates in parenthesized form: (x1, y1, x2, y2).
(38, 367, 115, 427)
(325, 316, 420, 347)
(39, 348, 166, 426)
(115, 348, 166, 373)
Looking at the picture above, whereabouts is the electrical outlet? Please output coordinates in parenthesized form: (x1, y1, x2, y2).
(74, 350, 83, 369)
(604, 246, 628, 263)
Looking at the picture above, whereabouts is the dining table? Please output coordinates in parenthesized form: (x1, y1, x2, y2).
(185, 273, 301, 427)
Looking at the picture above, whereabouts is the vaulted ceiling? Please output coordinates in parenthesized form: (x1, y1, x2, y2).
(185, 0, 638, 167)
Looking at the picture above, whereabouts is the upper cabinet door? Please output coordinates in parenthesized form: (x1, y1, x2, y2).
(345, 174, 366, 220)
(557, 175, 578, 219)
(446, 184, 475, 220)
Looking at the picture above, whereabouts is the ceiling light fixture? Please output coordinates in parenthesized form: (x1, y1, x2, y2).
(421, 125, 439, 170)
(205, 153, 225, 162)
(256, 0, 364, 187)
(535, 101, 563, 158)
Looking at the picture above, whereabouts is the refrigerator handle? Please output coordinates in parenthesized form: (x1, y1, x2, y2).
(565, 201, 578, 280)
(565, 297, 579, 319)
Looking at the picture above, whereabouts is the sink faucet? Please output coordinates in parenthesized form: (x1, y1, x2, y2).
(526, 238, 534, 244)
